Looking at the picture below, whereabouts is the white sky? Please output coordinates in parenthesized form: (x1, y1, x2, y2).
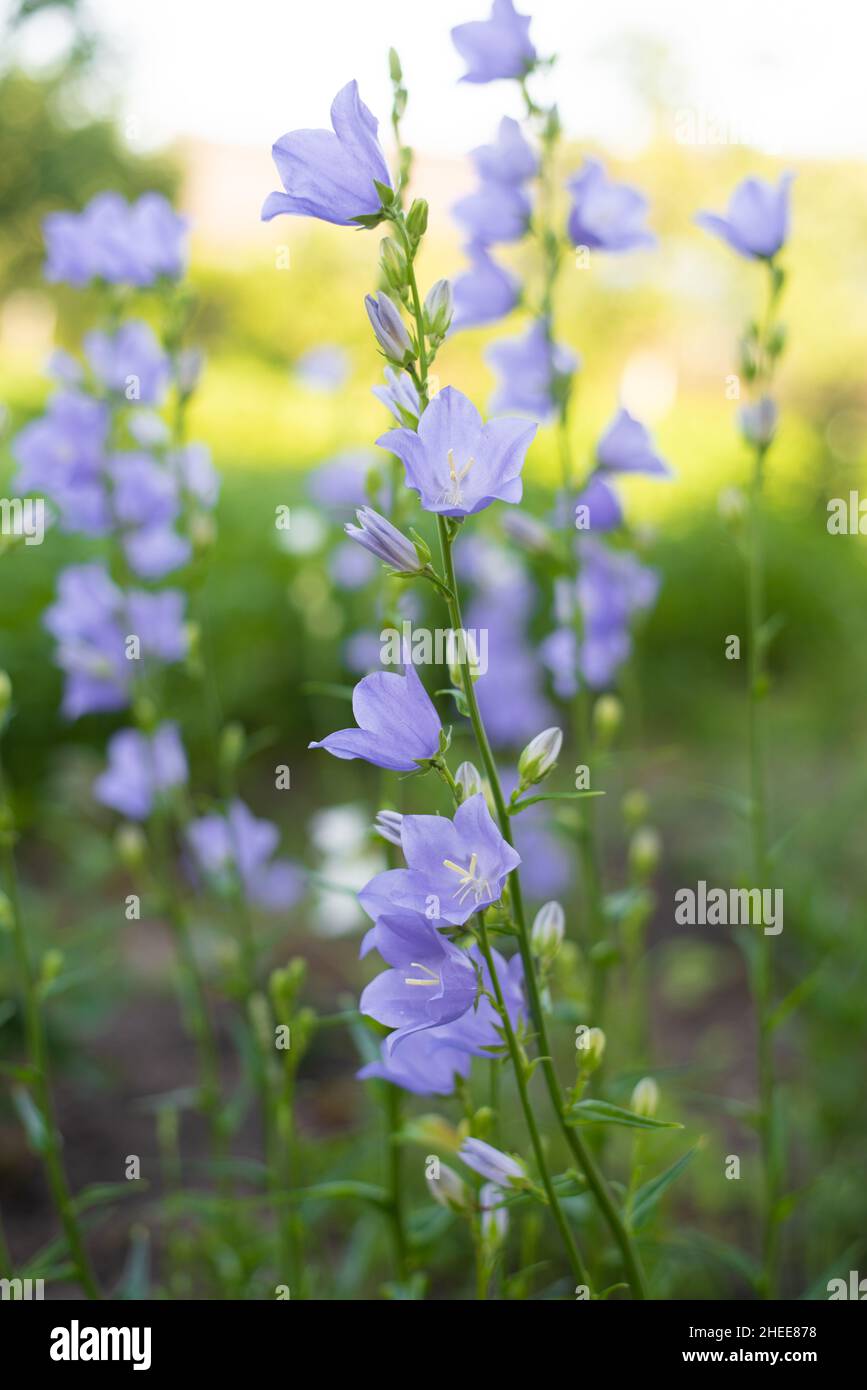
(6, 0, 867, 159)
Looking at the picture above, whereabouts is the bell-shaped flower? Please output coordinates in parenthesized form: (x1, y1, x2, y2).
(451, 0, 536, 84)
(567, 158, 655, 253)
(359, 792, 521, 926)
(309, 664, 441, 771)
(360, 911, 478, 1050)
(453, 180, 530, 247)
(187, 799, 303, 912)
(378, 385, 535, 518)
(94, 723, 187, 820)
(596, 408, 671, 477)
(696, 174, 793, 261)
(262, 81, 392, 227)
(471, 117, 538, 185)
(486, 319, 578, 424)
(452, 247, 520, 330)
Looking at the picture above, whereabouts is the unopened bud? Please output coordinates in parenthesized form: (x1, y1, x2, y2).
(718, 486, 747, 525)
(406, 198, 429, 243)
(738, 396, 778, 448)
(374, 809, 403, 846)
(0, 670, 11, 721)
(448, 631, 482, 690)
(40, 948, 64, 985)
(629, 826, 661, 878)
(423, 279, 453, 339)
(631, 1076, 660, 1119)
(518, 726, 562, 789)
(455, 761, 483, 801)
(364, 291, 414, 366)
(593, 694, 622, 743)
(115, 823, 147, 869)
(426, 1161, 470, 1214)
(479, 1182, 509, 1247)
(621, 789, 649, 828)
(219, 721, 245, 772)
(531, 900, 565, 960)
(379, 236, 407, 292)
(576, 1025, 606, 1071)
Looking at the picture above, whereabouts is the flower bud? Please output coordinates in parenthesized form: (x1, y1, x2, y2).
(0, 670, 11, 721)
(479, 1182, 509, 1247)
(518, 726, 562, 789)
(738, 396, 778, 448)
(718, 485, 746, 525)
(423, 278, 453, 339)
(374, 808, 403, 847)
(455, 761, 483, 801)
(576, 1025, 606, 1072)
(248, 991, 272, 1053)
(426, 1161, 471, 1214)
(115, 823, 147, 870)
(40, 948, 64, 985)
(629, 826, 661, 878)
(631, 1076, 660, 1119)
(406, 197, 429, 243)
(0, 890, 14, 931)
(531, 900, 565, 960)
(345, 506, 422, 573)
(176, 347, 204, 396)
(592, 694, 622, 743)
(379, 236, 407, 292)
(459, 1137, 527, 1189)
(621, 788, 649, 828)
(448, 631, 482, 690)
(364, 291, 414, 366)
(219, 721, 246, 773)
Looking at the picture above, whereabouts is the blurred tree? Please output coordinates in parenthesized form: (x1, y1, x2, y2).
(0, 0, 177, 293)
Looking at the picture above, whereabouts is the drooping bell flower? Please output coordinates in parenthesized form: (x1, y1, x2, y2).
(596, 408, 671, 477)
(566, 159, 655, 253)
(451, 0, 536, 84)
(696, 174, 793, 261)
(94, 723, 188, 820)
(309, 664, 441, 771)
(359, 911, 478, 1050)
(378, 385, 536, 517)
(262, 81, 392, 227)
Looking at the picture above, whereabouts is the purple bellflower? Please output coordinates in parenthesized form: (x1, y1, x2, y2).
(566, 159, 655, 253)
(596, 408, 671, 477)
(43, 191, 186, 288)
(459, 1136, 527, 1187)
(452, 0, 536, 84)
(344, 505, 423, 573)
(378, 385, 536, 517)
(359, 911, 478, 1051)
(372, 367, 421, 426)
(358, 944, 523, 1095)
(12, 390, 110, 535)
(262, 81, 391, 227)
(452, 246, 521, 330)
(85, 321, 171, 406)
(486, 319, 578, 424)
(309, 664, 441, 771)
(187, 799, 303, 912)
(696, 173, 793, 261)
(94, 722, 188, 820)
(573, 474, 623, 532)
(471, 117, 538, 185)
(359, 792, 521, 927)
(452, 181, 531, 247)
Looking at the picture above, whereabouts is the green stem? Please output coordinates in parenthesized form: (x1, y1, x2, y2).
(0, 757, 100, 1299)
(436, 517, 647, 1299)
(384, 1083, 409, 1283)
(476, 913, 589, 1290)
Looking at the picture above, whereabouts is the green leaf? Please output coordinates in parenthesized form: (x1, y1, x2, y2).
(767, 971, 822, 1032)
(12, 1085, 48, 1154)
(566, 1099, 683, 1132)
(509, 791, 606, 815)
(631, 1146, 698, 1229)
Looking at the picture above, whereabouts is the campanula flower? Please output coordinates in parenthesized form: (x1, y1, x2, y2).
(187, 799, 303, 911)
(358, 944, 523, 1094)
(262, 81, 391, 227)
(43, 191, 187, 288)
(374, 809, 404, 847)
(372, 367, 421, 425)
(85, 322, 171, 406)
(359, 792, 521, 927)
(360, 911, 478, 1050)
(344, 506, 423, 574)
(573, 474, 623, 532)
(12, 390, 110, 535)
(696, 174, 793, 260)
(378, 385, 536, 517)
(452, 247, 520, 330)
(486, 319, 578, 423)
(44, 564, 188, 717)
(471, 117, 538, 185)
(364, 291, 414, 364)
(94, 723, 188, 820)
(738, 396, 778, 447)
(566, 158, 655, 252)
(459, 1137, 528, 1188)
(596, 408, 671, 477)
(453, 181, 531, 247)
(309, 664, 441, 771)
(452, 0, 536, 84)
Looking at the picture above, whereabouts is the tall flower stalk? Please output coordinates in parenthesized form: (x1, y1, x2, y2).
(698, 173, 792, 1297)
(0, 679, 100, 1299)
